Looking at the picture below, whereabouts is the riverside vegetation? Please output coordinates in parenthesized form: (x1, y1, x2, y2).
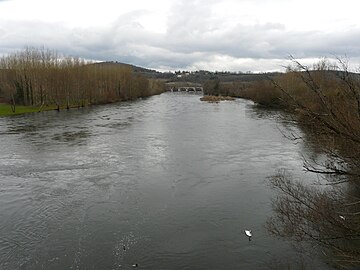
(0, 47, 165, 116)
(206, 58, 360, 269)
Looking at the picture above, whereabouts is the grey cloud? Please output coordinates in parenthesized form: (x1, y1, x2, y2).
(0, 0, 359, 71)
(0, 20, 70, 53)
(161, 23, 287, 57)
(162, 23, 360, 62)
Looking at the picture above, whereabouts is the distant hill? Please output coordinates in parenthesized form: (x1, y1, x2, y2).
(91, 62, 282, 83)
(92, 61, 156, 73)
(91, 61, 174, 79)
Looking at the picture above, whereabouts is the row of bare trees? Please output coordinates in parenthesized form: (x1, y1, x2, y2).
(0, 47, 164, 111)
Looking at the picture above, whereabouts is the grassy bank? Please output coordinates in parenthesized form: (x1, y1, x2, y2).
(0, 103, 55, 116)
(0, 103, 95, 117)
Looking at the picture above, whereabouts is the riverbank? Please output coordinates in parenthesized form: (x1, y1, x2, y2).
(0, 48, 166, 115)
(0, 102, 99, 117)
(236, 62, 360, 269)
(0, 103, 56, 116)
(0, 93, 164, 117)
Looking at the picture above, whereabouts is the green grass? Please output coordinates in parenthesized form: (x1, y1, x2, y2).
(0, 103, 57, 116)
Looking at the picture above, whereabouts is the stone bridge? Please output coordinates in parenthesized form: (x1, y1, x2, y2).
(170, 86, 203, 92)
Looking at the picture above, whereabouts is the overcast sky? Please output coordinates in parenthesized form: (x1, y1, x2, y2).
(0, 0, 359, 72)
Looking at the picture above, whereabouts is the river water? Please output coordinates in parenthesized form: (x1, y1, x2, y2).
(0, 93, 329, 269)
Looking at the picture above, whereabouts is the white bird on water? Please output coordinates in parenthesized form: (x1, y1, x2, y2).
(245, 230, 252, 241)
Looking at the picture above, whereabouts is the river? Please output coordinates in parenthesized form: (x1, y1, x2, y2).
(0, 93, 330, 269)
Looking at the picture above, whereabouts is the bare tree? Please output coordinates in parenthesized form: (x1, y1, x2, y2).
(266, 58, 360, 269)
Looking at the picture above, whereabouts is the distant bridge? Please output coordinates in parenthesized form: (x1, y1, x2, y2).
(170, 86, 203, 92)
(165, 82, 203, 92)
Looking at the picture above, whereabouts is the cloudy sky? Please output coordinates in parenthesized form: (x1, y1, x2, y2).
(0, 0, 359, 72)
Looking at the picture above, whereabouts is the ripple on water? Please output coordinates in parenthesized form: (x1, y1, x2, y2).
(0, 93, 331, 270)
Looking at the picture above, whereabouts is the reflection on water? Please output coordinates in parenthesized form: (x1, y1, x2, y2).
(0, 93, 330, 269)
(52, 130, 91, 145)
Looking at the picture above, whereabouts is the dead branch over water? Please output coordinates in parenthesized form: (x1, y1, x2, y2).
(261, 59, 360, 269)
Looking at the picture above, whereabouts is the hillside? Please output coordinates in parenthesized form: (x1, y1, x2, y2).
(92, 61, 281, 83)
(91, 61, 174, 79)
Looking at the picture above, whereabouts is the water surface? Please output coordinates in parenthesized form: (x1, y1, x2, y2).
(0, 93, 328, 269)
